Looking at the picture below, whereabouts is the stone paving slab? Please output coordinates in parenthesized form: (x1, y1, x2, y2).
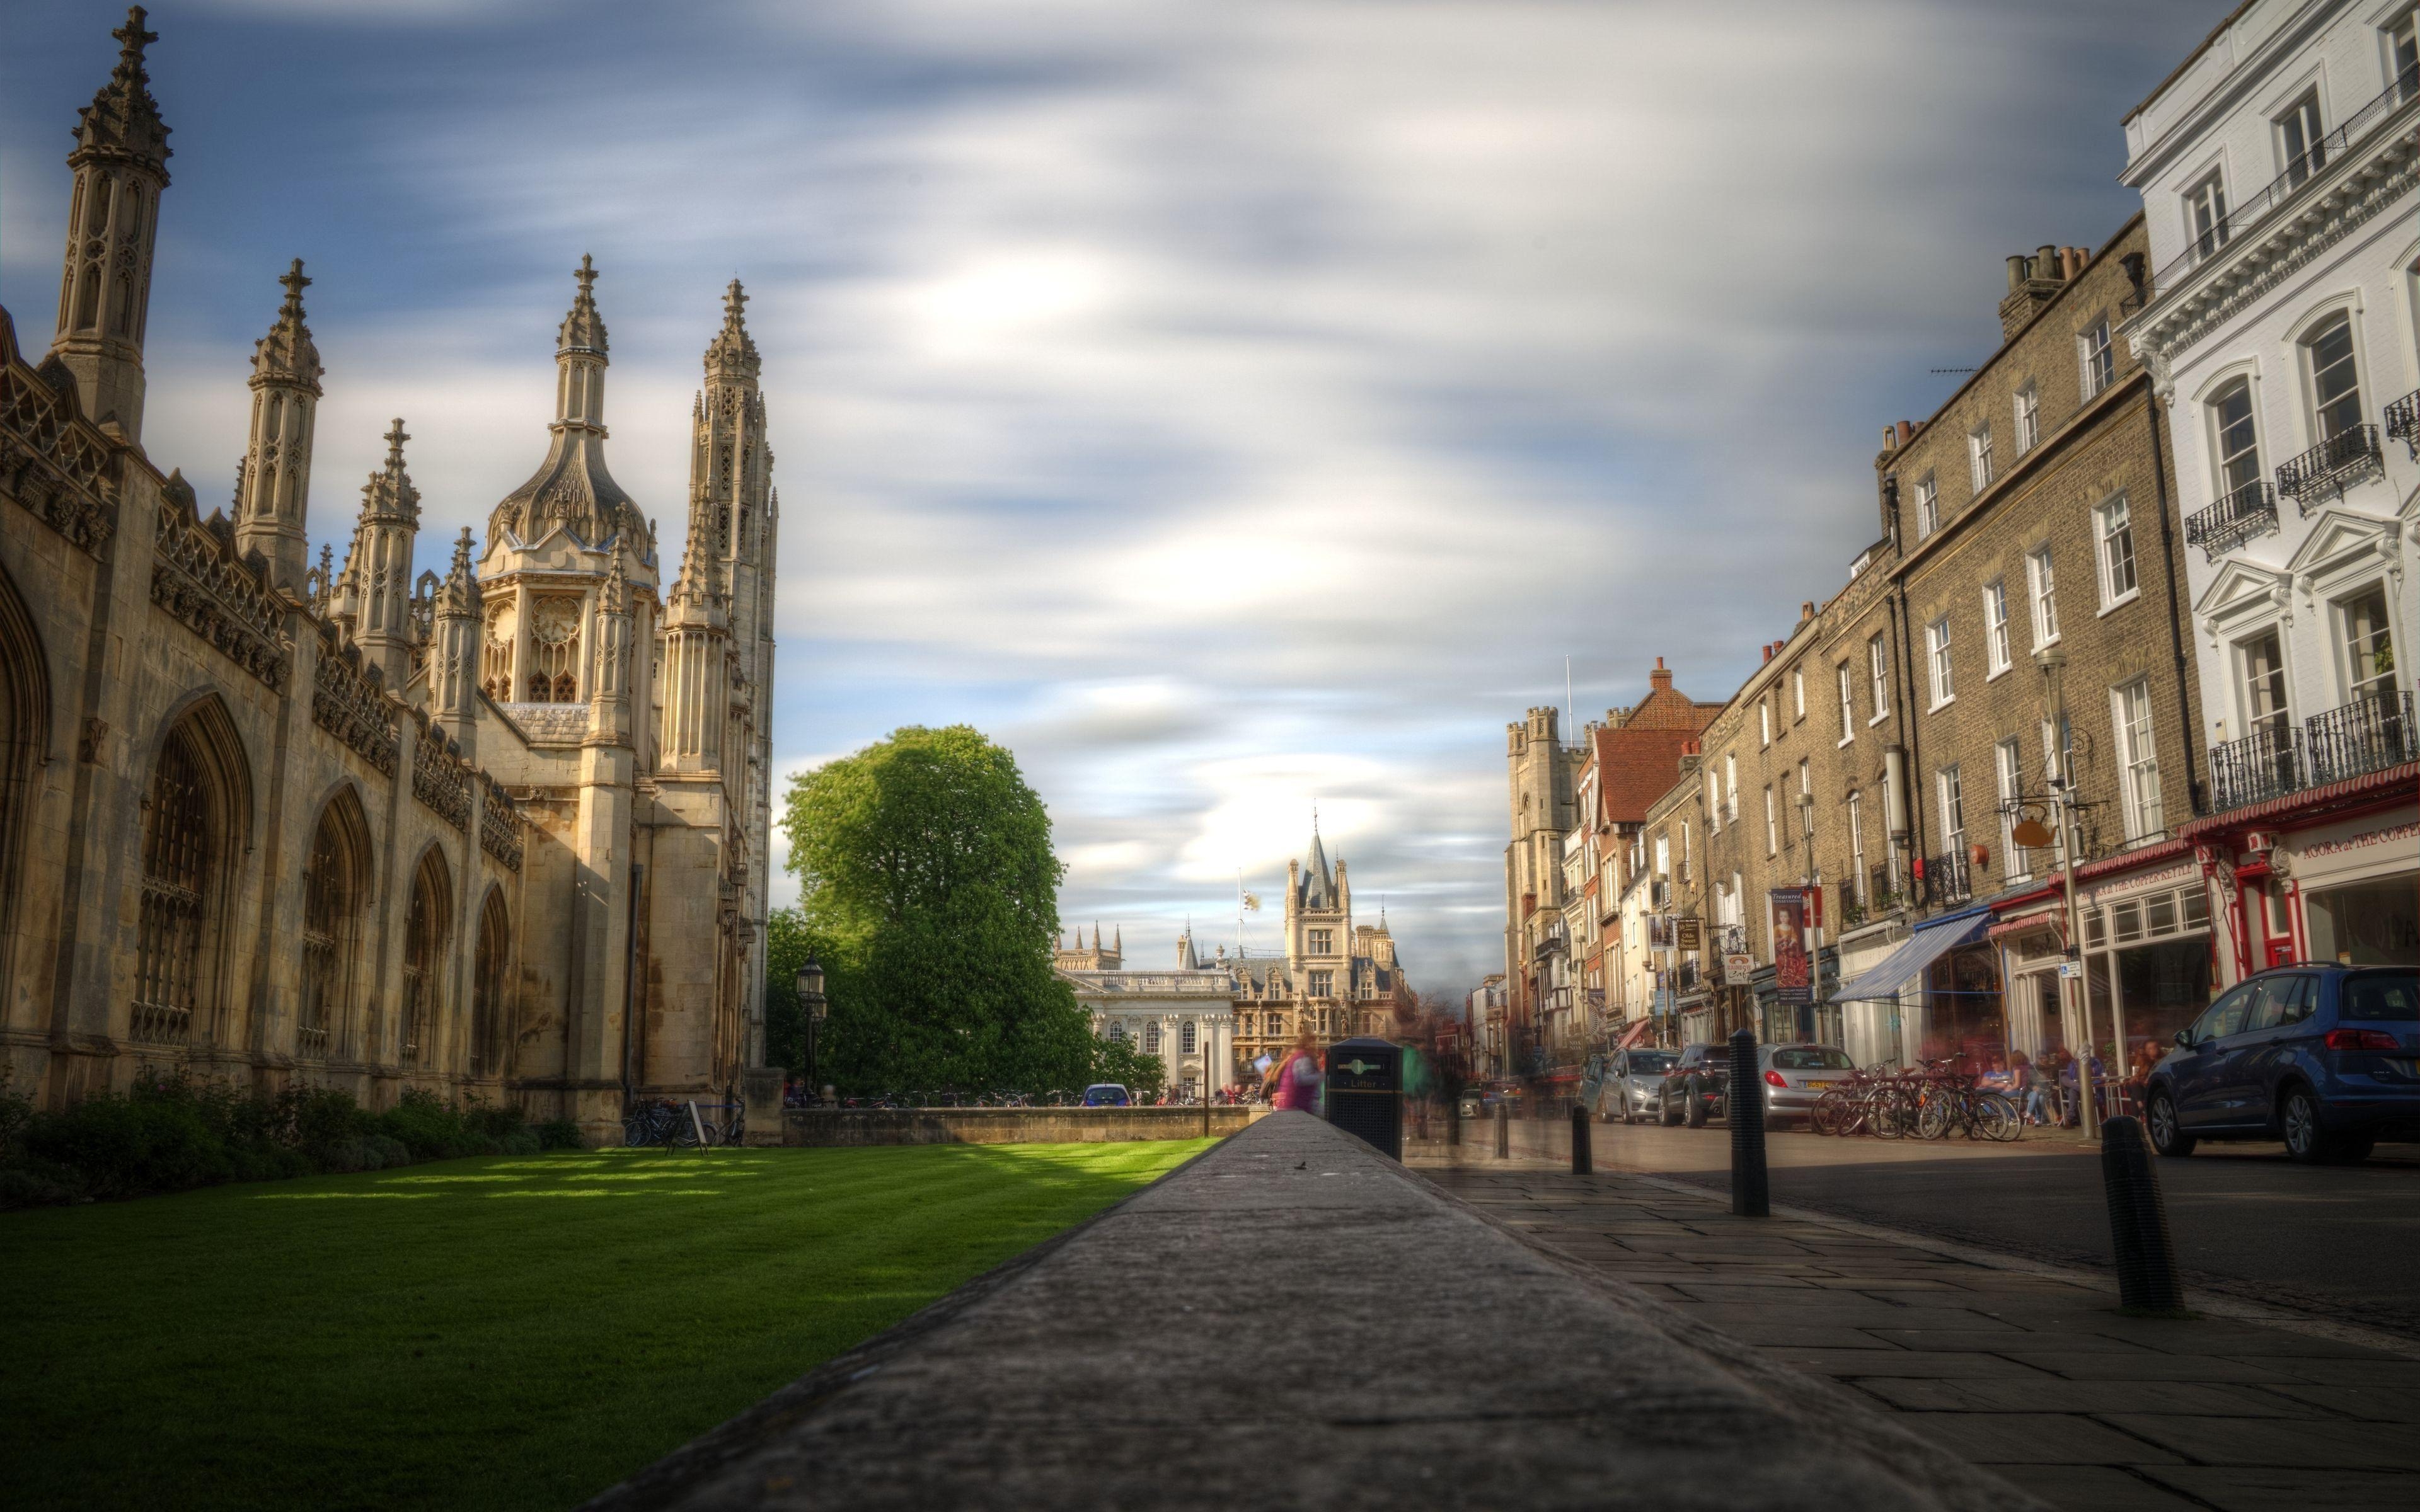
(586, 1115, 2044, 1512)
(1420, 1165, 2420, 1512)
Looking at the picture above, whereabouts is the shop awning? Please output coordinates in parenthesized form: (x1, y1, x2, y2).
(1829, 907, 1990, 1002)
(1614, 1016, 1656, 1050)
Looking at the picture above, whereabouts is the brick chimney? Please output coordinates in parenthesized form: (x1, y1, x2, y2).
(1998, 243, 2067, 341)
(1649, 656, 1673, 693)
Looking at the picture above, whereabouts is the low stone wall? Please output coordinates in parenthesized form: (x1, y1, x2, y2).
(589, 1112, 2041, 1511)
(782, 1105, 1259, 1147)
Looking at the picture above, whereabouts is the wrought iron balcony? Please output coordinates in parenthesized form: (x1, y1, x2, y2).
(2276, 425, 2381, 510)
(2389, 389, 2419, 459)
(1864, 863, 1905, 919)
(2150, 62, 2420, 295)
(2184, 479, 2279, 561)
(2209, 724, 2307, 811)
(1915, 852, 1971, 908)
(2306, 691, 2418, 788)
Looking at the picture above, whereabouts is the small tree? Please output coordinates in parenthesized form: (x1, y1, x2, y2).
(780, 726, 1094, 1094)
(1090, 1034, 1166, 1099)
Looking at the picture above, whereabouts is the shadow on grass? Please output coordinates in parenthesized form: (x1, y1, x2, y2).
(4, 1140, 1206, 1512)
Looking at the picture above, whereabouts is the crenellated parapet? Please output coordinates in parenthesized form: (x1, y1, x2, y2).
(408, 708, 472, 830)
(149, 471, 287, 689)
(0, 312, 118, 556)
(309, 626, 400, 772)
(477, 770, 524, 873)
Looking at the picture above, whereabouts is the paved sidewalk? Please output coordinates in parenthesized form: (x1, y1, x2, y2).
(1422, 1164, 2420, 1512)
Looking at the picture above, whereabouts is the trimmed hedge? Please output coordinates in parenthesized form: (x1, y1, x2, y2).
(0, 1079, 584, 1210)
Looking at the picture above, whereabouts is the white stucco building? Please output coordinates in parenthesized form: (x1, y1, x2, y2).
(2122, 0, 2419, 978)
(1058, 930, 1237, 1098)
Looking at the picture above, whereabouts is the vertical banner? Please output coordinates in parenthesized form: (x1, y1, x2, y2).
(1769, 888, 1811, 1004)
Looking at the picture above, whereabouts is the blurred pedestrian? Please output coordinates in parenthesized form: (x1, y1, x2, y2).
(1267, 1031, 1324, 1113)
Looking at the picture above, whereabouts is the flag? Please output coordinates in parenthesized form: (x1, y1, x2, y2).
(1242, 891, 1262, 912)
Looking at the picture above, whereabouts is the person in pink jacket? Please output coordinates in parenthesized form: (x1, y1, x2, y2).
(1267, 1031, 1325, 1113)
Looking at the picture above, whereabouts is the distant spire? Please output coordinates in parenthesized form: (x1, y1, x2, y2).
(703, 275, 761, 381)
(75, 8, 171, 176)
(358, 419, 419, 524)
(558, 253, 608, 355)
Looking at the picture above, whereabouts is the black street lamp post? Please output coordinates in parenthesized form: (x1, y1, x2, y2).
(795, 956, 827, 1102)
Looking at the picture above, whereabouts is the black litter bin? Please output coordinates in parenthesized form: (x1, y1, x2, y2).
(1324, 1036, 1402, 1160)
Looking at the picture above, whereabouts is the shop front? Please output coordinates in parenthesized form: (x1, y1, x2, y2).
(1829, 907, 1989, 1070)
(1754, 948, 1841, 1047)
(1835, 917, 1913, 1068)
(2184, 755, 2418, 985)
(2077, 859, 2216, 1087)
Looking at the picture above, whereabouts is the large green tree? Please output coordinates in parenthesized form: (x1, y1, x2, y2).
(780, 726, 1095, 1094)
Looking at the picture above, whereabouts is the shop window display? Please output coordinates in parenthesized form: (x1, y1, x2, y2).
(2305, 878, 2420, 966)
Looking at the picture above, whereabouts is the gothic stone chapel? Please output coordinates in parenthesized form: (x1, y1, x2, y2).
(0, 11, 779, 1141)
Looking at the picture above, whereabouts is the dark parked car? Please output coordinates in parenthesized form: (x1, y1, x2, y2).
(1081, 1084, 1132, 1108)
(1658, 1043, 1731, 1127)
(2145, 966, 2420, 1164)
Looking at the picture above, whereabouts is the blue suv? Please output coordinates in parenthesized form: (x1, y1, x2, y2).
(2144, 966, 2420, 1164)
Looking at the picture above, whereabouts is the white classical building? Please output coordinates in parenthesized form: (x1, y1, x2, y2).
(1058, 929, 1237, 1098)
(2121, 0, 2419, 978)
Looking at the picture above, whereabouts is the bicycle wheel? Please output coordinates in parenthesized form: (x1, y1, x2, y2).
(1973, 1092, 2020, 1142)
(1915, 1092, 1952, 1140)
(1811, 1090, 1844, 1137)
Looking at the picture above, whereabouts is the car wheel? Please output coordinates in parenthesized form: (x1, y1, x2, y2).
(1685, 1081, 1707, 1128)
(2145, 1091, 2194, 1157)
(2281, 1087, 2329, 1164)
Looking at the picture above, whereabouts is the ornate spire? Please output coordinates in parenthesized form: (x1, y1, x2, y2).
(359, 419, 420, 525)
(232, 259, 324, 590)
(558, 253, 607, 355)
(702, 277, 760, 383)
(75, 8, 172, 178)
(434, 527, 480, 619)
(50, 6, 174, 440)
(491, 255, 641, 551)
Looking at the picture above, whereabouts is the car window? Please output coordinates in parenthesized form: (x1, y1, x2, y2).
(2279, 975, 2317, 1026)
(2342, 973, 2420, 1022)
(1627, 1051, 1676, 1073)
(2244, 976, 2307, 1033)
(1772, 1047, 1855, 1070)
(2194, 983, 2255, 1043)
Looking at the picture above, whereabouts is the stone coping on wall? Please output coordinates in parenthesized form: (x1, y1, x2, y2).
(587, 1112, 2041, 1511)
(780, 1105, 1257, 1146)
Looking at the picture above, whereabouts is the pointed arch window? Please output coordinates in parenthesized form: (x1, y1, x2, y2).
(470, 890, 510, 1077)
(135, 729, 212, 1045)
(481, 600, 516, 702)
(299, 799, 367, 1058)
(399, 851, 451, 1069)
(527, 595, 581, 703)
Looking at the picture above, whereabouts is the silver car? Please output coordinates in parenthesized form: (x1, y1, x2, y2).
(1595, 1048, 1680, 1124)
(1756, 1043, 1857, 1125)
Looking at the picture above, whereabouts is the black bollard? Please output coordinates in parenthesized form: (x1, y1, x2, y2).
(1447, 1101, 1461, 1146)
(1570, 1102, 1592, 1175)
(1728, 1028, 1768, 1217)
(2100, 1116, 2186, 1314)
(1495, 1100, 1509, 1159)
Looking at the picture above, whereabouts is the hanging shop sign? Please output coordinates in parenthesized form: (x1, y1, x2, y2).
(1674, 916, 1702, 951)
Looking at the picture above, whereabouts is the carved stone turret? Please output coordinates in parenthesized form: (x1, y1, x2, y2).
(231, 260, 323, 592)
(333, 419, 421, 689)
(429, 527, 481, 753)
(656, 531, 727, 774)
(488, 256, 647, 551)
(586, 553, 634, 748)
(49, 7, 172, 440)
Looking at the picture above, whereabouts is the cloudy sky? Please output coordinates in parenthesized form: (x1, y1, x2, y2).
(2, 0, 2220, 995)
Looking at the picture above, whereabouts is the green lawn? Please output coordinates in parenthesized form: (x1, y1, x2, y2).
(2, 1140, 1206, 1511)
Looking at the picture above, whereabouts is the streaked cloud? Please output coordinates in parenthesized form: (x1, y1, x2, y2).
(0, 0, 2219, 995)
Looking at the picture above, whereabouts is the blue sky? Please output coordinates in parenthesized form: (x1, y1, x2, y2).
(1, 0, 2221, 996)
